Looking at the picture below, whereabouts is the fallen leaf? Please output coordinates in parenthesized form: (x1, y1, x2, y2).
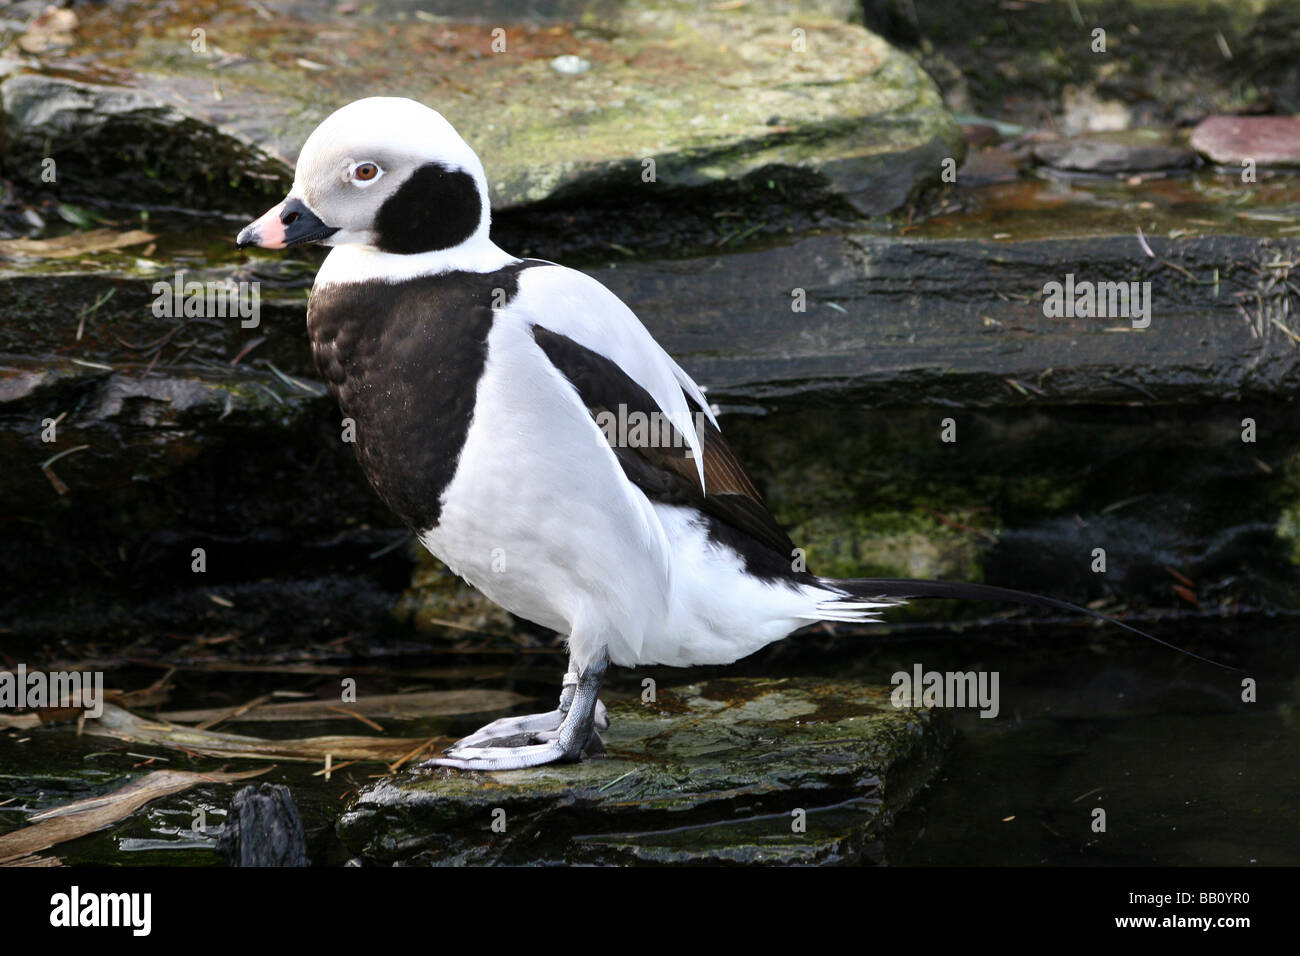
(159, 689, 527, 724)
(0, 229, 158, 259)
(85, 702, 447, 762)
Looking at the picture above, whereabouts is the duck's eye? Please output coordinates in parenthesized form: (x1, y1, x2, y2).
(350, 162, 383, 186)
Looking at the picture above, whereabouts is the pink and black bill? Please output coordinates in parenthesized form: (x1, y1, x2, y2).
(236, 197, 338, 249)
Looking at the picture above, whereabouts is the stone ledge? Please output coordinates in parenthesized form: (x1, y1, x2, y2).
(337, 676, 951, 865)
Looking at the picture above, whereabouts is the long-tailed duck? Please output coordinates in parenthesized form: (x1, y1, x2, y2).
(237, 97, 1220, 771)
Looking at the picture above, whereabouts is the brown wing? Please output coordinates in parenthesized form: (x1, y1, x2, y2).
(531, 325, 795, 556)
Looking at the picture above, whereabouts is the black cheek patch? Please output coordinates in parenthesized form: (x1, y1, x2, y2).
(373, 162, 482, 254)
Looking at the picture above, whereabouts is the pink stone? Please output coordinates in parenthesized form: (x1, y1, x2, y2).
(1190, 115, 1300, 168)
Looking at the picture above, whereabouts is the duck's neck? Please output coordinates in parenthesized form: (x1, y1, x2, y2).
(315, 231, 518, 287)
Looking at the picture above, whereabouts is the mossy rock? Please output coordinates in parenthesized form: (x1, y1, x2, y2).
(337, 676, 951, 865)
(0, 0, 960, 217)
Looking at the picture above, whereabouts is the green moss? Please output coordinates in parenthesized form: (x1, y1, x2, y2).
(392, 549, 518, 635)
(793, 509, 988, 580)
(1272, 449, 1300, 566)
(338, 677, 950, 865)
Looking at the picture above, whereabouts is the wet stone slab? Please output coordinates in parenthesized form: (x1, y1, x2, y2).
(1032, 130, 1196, 174)
(336, 677, 951, 865)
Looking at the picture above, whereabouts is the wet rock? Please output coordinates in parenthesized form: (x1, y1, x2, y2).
(15, 230, 1297, 426)
(1033, 131, 1196, 174)
(1191, 115, 1300, 169)
(887, 1, 1300, 128)
(2, 359, 320, 497)
(595, 233, 1300, 408)
(0, 0, 961, 217)
(0, 288, 404, 646)
(0, 70, 293, 215)
(336, 677, 951, 865)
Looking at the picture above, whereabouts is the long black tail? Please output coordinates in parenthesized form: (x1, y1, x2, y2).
(826, 577, 1235, 671)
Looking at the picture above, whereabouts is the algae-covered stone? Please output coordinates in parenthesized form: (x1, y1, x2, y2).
(336, 677, 951, 865)
(0, 0, 960, 216)
(392, 548, 520, 636)
(0, 70, 293, 214)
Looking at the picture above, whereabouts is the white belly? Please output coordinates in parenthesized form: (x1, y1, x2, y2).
(418, 316, 673, 670)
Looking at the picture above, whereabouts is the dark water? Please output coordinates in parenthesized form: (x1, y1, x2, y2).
(871, 625, 1299, 866)
(714, 618, 1297, 866)
(2, 616, 1293, 866)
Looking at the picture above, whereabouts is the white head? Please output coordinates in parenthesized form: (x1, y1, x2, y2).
(237, 97, 493, 257)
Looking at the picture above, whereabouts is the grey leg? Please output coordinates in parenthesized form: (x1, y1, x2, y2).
(560, 659, 609, 730)
(424, 658, 606, 753)
(422, 654, 609, 771)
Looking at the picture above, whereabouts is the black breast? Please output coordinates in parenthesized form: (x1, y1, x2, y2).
(306, 261, 536, 530)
